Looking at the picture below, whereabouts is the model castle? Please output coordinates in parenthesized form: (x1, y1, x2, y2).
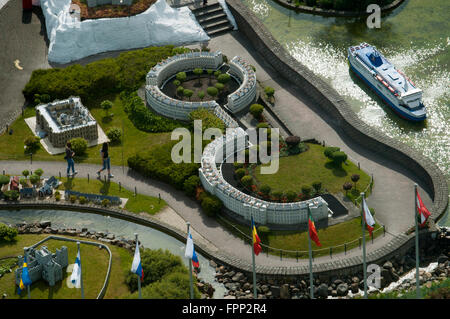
(35, 97, 98, 148)
(15, 246, 69, 287)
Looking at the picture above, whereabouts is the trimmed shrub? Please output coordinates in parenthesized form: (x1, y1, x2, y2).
(249, 104, 264, 119)
(271, 190, 283, 201)
(301, 185, 313, 198)
(285, 136, 301, 147)
(331, 151, 347, 166)
(241, 175, 253, 188)
(197, 90, 205, 100)
(69, 137, 88, 155)
(107, 127, 122, 144)
(0, 175, 9, 188)
(214, 82, 225, 91)
(0, 223, 18, 242)
(79, 196, 87, 204)
(176, 85, 185, 97)
(24, 136, 40, 151)
(70, 195, 77, 203)
(201, 194, 223, 217)
(213, 70, 222, 78)
(183, 175, 200, 198)
(207, 86, 218, 98)
(173, 79, 181, 87)
(22, 170, 29, 178)
(55, 194, 61, 201)
(260, 184, 271, 196)
(29, 174, 39, 186)
(233, 162, 244, 169)
(34, 168, 44, 178)
(217, 73, 231, 84)
(286, 190, 297, 202)
(235, 168, 247, 180)
(256, 122, 270, 130)
(183, 89, 194, 100)
(19, 178, 27, 187)
(176, 72, 187, 82)
(193, 68, 203, 84)
(351, 174, 360, 188)
(188, 108, 225, 133)
(264, 86, 275, 98)
(343, 182, 353, 195)
(101, 100, 113, 116)
(324, 146, 340, 159)
(4, 190, 19, 201)
(312, 181, 322, 193)
(101, 199, 110, 207)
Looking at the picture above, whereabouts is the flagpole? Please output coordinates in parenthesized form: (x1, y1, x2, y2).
(25, 247, 30, 299)
(77, 242, 85, 299)
(251, 215, 257, 299)
(134, 233, 142, 299)
(414, 184, 421, 299)
(186, 223, 194, 300)
(361, 193, 367, 299)
(307, 204, 314, 299)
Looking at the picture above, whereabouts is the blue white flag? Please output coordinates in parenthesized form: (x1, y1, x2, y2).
(70, 247, 82, 288)
(131, 240, 144, 281)
(184, 233, 199, 268)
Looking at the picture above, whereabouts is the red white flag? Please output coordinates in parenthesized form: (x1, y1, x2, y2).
(308, 211, 321, 247)
(416, 189, 431, 227)
(362, 197, 375, 236)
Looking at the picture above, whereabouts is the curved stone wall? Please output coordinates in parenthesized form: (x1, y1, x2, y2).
(145, 51, 257, 120)
(225, 0, 448, 230)
(199, 127, 329, 225)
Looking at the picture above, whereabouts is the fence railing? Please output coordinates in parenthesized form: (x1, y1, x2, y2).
(217, 214, 386, 260)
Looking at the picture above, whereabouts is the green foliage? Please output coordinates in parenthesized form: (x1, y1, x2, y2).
(101, 100, 113, 115)
(176, 72, 187, 82)
(19, 178, 27, 187)
(235, 168, 247, 180)
(331, 151, 347, 166)
(241, 175, 253, 188)
(193, 68, 203, 77)
(234, 162, 244, 169)
(183, 175, 200, 197)
(101, 199, 110, 207)
(271, 190, 283, 201)
(3, 190, 19, 201)
(324, 146, 340, 159)
(176, 85, 185, 97)
(260, 184, 271, 196)
(183, 89, 194, 100)
(257, 225, 270, 235)
(34, 168, 44, 177)
(23, 45, 177, 103)
(0, 175, 9, 187)
(22, 170, 29, 178)
(127, 141, 200, 191)
(207, 86, 218, 97)
(301, 185, 313, 198)
(79, 196, 87, 204)
(125, 248, 188, 293)
(121, 91, 186, 133)
(24, 136, 40, 152)
(214, 70, 222, 78)
(214, 82, 225, 91)
(29, 174, 39, 186)
(369, 207, 375, 217)
(107, 127, 122, 144)
(70, 195, 77, 203)
(249, 104, 264, 119)
(264, 86, 275, 97)
(173, 79, 181, 87)
(188, 108, 225, 133)
(351, 174, 360, 185)
(197, 90, 205, 100)
(69, 137, 88, 155)
(0, 223, 18, 243)
(312, 181, 322, 193)
(256, 122, 269, 130)
(286, 190, 297, 202)
(201, 194, 223, 217)
(343, 182, 353, 194)
(217, 73, 231, 84)
(55, 193, 61, 201)
(305, 0, 316, 6)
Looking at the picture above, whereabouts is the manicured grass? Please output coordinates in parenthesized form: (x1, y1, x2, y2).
(0, 234, 133, 299)
(55, 177, 166, 215)
(216, 214, 384, 258)
(0, 94, 171, 166)
(253, 143, 372, 202)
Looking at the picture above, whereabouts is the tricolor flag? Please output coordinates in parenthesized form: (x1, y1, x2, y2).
(131, 240, 144, 282)
(416, 189, 431, 227)
(17, 255, 32, 295)
(184, 233, 200, 268)
(251, 217, 262, 256)
(70, 247, 82, 288)
(308, 210, 321, 247)
(362, 197, 376, 236)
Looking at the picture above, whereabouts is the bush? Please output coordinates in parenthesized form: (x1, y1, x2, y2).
(70, 195, 77, 203)
(317, 0, 333, 9)
(285, 136, 301, 147)
(351, 174, 360, 188)
(3, 190, 19, 201)
(101, 100, 113, 116)
(264, 86, 275, 98)
(235, 168, 247, 180)
(22, 170, 29, 178)
(249, 104, 264, 119)
(214, 82, 224, 91)
(286, 190, 297, 202)
(24, 136, 40, 152)
(29, 174, 39, 186)
(173, 79, 181, 87)
(331, 151, 347, 166)
(301, 185, 313, 198)
(207, 86, 218, 97)
(101, 199, 110, 207)
(233, 162, 244, 169)
(79, 196, 87, 204)
(183, 89, 194, 100)
(217, 73, 231, 84)
(312, 181, 322, 193)
(213, 70, 222, 78)
(197, 90, 205, 100)
(256, 122, 270, 130)
(188, 108, 225, 133)
(19, 178, 27, 187)
(0, 223, 18, 243)
(324, 146, 340, 159)
(193, 68, 203, 82)
(0, 175, 9, 188)
(107, 127, 122, 144)
(183, 175, 200, 198)
(343, 182, 353, 194)
(34, 168, 44, 178)
(55, 194, 61, 201)
(69, 137, 88, 155)
(272, 190, 283, 201)
(260, 184, 271, 196)
(176, 85, 185, 97)
(201, 194, 223, 217)
(241, 175, 253, 188)
(176, 72, 187, 82)
(257, 225, 270, 235)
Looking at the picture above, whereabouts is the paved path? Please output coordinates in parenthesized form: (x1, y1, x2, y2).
(0, 160, 397, 267)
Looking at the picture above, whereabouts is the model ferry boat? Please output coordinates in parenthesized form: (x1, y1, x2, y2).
(348, 43, 426, 121)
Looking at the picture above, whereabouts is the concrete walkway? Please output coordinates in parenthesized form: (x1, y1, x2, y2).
(0, 160, 396, 267)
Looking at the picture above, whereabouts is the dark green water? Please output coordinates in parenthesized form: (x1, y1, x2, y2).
(242, 0, 450, 225)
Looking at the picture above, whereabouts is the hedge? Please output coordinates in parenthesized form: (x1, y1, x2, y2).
(0, 223, 18, 243)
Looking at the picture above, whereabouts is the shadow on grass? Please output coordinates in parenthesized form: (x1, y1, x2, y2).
(101, 115, 113, 124)
(324, 161, 348, 177)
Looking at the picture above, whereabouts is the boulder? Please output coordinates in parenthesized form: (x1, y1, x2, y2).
(243, 282, 251, 291)
(437, 254, 448, 264)
(333, 279, 343, 286)
(29, 227, 42, 234)
(383, 261, 393, 270)
(270, 286, 280, 298)
(316, 283, 328, 298)
(261, 285, 269, 293)
(209, 260, 217, 268)
(219, 266, 226, 273)
(350, 282, 359, 294)
(224, 295, 236, 299)
(232, 272, 245, 282)
(224, 271, 235, 278)
(106, 233, 115, 240)
(352, 276, 360, 284)
(280, 284, 290, 299)
(39, 221, 51, 228)
(336, 283, 348, 297)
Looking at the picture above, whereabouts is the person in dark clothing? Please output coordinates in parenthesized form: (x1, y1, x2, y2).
(203, 0, 207, 6)
(65, 142, 77, 177)
(96, 142, 113, 179)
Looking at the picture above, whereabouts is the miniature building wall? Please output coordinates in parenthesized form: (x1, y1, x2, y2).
(199, 128, 329, 226)
(227, 56, 257, 113)
(87, 0, 133, 7)
(36, 97, 98, 148)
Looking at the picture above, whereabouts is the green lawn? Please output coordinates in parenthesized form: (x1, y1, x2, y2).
(217, 214, 384, 258)
(0, 234, 133, 299)
(253, 143, 372, 203)
(55, 177, 167, 216)
(0, 94, 171, 166)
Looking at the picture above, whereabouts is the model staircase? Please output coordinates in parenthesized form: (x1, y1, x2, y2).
(190, 2, 234, 37)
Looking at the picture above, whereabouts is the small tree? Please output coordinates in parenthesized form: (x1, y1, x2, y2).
(176, 85, 185, 98)
(207, 69, 213, 84)
(214, 82, 224, 92)
(201, 195, 223, 217)
(69, 137, 88, 155)
(19, 178, 28, 187)
(260, 184, 271, 197)
(240, 175, 253, 188)
(34, 168, 44, 182)
(235, 168, 247, 180)
(272, 190, 283, 202)
(351, 174, 360, 189)
(24, 136, 40, 152)
(183, 89, 194, 101)
(264, 86, 275, 98)
(193, 68, 203, 84)
(324, 146, 340, 159)
(217, 73, 230, 84)
(286, 190, 297, 202)
(312, 181, 322, 194)
(249, 104, 264, 120)
(183, 175, 200, 198)
(343, 182, 353, 195)
(29, 174, 39, 187)
(101, 100, 113, 117)
(176, 72, 187, 82)
(107, 127, 122, 144)
(214, 70, 222, 78)
(331, 151, 347, 167)
(22, 170, 30, 179)
(0, 175, 9, 189)
(197, 90, 205, 100)
(173, 79, 181, 87)
(301, 185, 313, 199)
(207, 87, 218, 98)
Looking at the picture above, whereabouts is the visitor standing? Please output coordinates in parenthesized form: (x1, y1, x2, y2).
(65, 142, 77, 177)
(97, 142, 114, 179)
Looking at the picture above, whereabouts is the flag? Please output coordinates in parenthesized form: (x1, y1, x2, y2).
(362, 197, 376, 236)
(17, 255, 32, 295)
(184, 233, 200, 268)
(70, 247, 82, 288)
(416, 189, 431, 227)
(251, 217, 262, 256)
(308, 210, 321, 247)
(131, 240, 144, 282)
